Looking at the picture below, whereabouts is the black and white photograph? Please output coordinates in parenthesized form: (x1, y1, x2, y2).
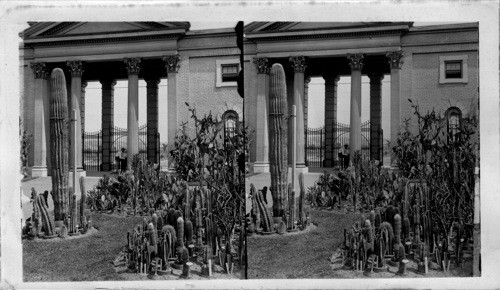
(244, 21, 481, 279)
(17, 21, 246, 281)
(0, 1, 499, 289)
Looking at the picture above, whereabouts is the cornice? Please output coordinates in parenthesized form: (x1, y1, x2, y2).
(24, 30, 186, 47)
(245, 25, 409, 42)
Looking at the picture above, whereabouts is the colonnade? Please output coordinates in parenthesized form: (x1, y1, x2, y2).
(29, 55, 181, 176)
(252, 51, 404, 172)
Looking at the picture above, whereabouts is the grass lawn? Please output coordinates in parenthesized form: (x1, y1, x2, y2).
(247, 205, 361, 279)
(23, 213, 143, 282)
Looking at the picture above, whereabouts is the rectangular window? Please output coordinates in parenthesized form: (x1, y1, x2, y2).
(439, 55, 468, 84)
(445, 61, 462, 79)
(221, 64, 239, 83)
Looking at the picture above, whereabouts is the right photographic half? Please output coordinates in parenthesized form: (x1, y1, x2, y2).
(244, 22, 480, 279)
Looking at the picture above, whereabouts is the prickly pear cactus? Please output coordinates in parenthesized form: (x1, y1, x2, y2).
(268, 63, 288, 218)
(49, 68, 70, 222)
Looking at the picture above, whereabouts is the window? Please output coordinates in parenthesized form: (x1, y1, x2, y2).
(439, 55, 468, 84)
(221, 64, 239, 83)
(446, 107, 462, 144)
(216, 59, 239, 87)
(223, 110, 238, 139)
(445, 61, 462, 79)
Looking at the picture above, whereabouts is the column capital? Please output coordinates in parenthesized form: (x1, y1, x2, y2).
(66, 60, 84, 77)
(99, 79, 116, 89)
(124, 58, 142, 75)
(162, 54, 180, 73)
(386, 51, 404, 69)
(253, 57, 270, 74)
(323, 74, 340, 84)
(289, 56, 307, 72)
(30, 62, 48, 79)
(347, 53, 364, 71)
(368, 72, 385, 82)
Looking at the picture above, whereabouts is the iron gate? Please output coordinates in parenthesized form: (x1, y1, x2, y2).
(83, 130, 101, 171)
(305, 121, 371, 168)
(83, 125, 149, 171)
(305, 126, 325, 168)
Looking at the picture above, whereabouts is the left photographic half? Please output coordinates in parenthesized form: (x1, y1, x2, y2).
(19, 21, 246, 281)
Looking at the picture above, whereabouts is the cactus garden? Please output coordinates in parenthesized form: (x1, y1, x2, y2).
(23, 67, 245, 281)
(248, 89, 479, 278)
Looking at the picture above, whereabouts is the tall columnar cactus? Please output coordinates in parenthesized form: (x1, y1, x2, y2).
(71, 192, 77, 233)
(298, 173, 305, 227)
(148, 223, 158, 254)
(250, 184, 261, 231)
(185, 220, 193, 245)
(176, 217, 185, 249)
(205, 216, 214, 256)
(268, 63, 288, 217)
(184, 187, 190, 220)
(403, 217, 411, 242)
(394, 214, 402, 247)
(287, 183, 296, 230)
(32, 188, 54, 236)
(49, 68, 69, 222)
(79, 176, 87, 231)
(255, 189, 273, 232)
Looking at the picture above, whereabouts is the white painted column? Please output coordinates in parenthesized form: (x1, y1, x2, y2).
(252, 57, 270, 173)
(347, 54, 364, 161)
(124, 58, 141, 169)
(66, 60, 85, 176)
(387, 51, 404, 164)
(30, 62, 49, 177)
(289, 56, 307, 172)
(163, 55, 181, 169)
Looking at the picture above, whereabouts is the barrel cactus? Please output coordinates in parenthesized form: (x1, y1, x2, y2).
(268, 63, 288, 218)
(49, 68, 70, 222)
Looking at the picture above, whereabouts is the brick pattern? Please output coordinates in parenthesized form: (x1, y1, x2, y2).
(324, 75, 339, 167)
(101, 80, 115, 171)
(146, 78, 160, 164)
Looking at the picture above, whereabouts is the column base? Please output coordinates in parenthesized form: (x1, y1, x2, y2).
(253, 162, 270, 173)
(30, 166, 48, 177)
(288, 166, 309, 175)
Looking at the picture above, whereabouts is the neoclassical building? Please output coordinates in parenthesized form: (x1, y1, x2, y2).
(244, 22, 479, 173)
(20, 22, 242, 177)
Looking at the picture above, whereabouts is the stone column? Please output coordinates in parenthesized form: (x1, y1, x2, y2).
(252, 57, 270, 173)
(81, 81, 87, 135)
(81, 81, 87, 171)
(347, 54, 364, 160)
(124, 58, 141, 168)
(387, 51, 404, 164)
(100, 79, 116, 171)
(289, 56, 307, 172)
(146, 77, 160, 165)
(304, 76, 310, 166)
(66, 61, 85, 175)
(369, 73, 384, 162)
(323, 74, 340, 167)
(29, 62, 49, 177)
(163, 55, 180, 168)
